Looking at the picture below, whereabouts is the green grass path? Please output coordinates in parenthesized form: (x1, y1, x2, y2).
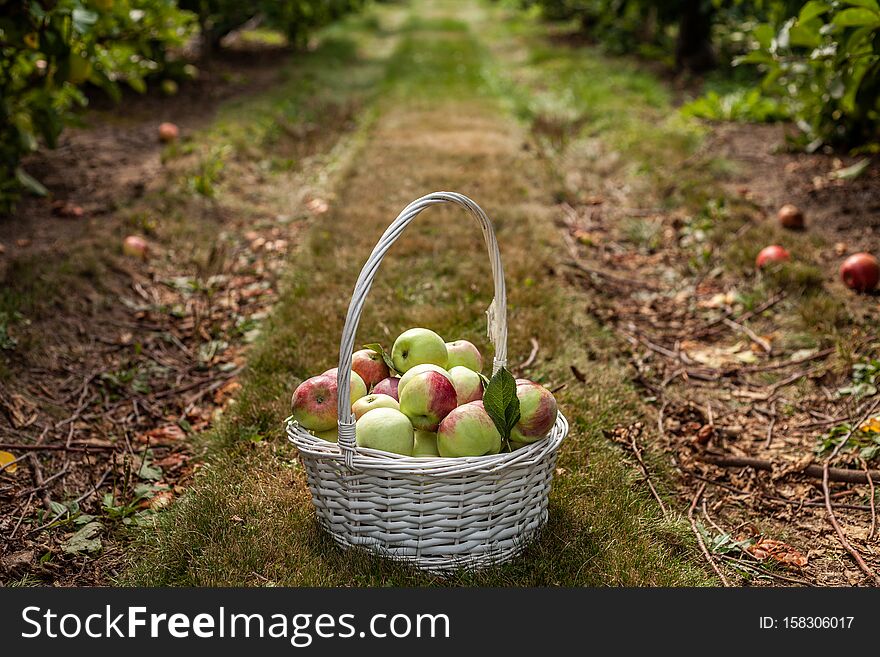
(124, 0, 714, 586)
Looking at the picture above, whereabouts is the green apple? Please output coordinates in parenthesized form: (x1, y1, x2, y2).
(352, 393, 399, 419)
(391, 328, 448, 373)
(413, 430, 440, 457)
(445, 340, 483, 372)
(399, 370, 458, 431)
(437, 401, 502, 457)
(355, 407, 414, 456)
(448, 365, 483, 405)
(510, 381, 558, 443)
(508, 439, 528, 451)
(314, 428, 338, 443)
(322, 367, 368, 404)
(398, 363, 452, 397)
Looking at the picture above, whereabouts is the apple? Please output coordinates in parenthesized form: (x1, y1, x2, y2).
(123, 235, 149, 260)
(515, 378, 532, 386)
(445, 340, 482, 372)
(437, 401, 502, 457)
(355, 408, 414, 456)
(778, 204, 804, 229)
(756, 245, 790, 269)
(291, 373, 338, 432)
(391, 328, 448, 372)
(510, 382, 558, 444)
(448, 365, 483, 405)
(413, 430, 440, 457)
(313, 428, 338, 443)
(840, 252, 880, 293)
(322, 368, 367, 404)
(398, 370, 457, 431)
(372, 376, 400, 401)
(398, 363, 452, 397)
(352, 393, 399, 419)
(158, 122, 179, 143)
(351, 348, 389, 389)
(509, 439, 528, 451)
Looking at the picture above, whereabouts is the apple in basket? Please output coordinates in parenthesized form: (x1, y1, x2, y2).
(322, 368, 368, 402)
(291, 370, 366, 432)
(445, 339, 482, 372)
(510, 380, 558, 444)
(352, 393, 399, 419)
(351, 348, 389, 388)
(437, 400, 502, 457)
(355, 407, 414, 456)
(391, 328, 448, 372)
(372, 376, 400, 401)
(413, 430, 440, 457)
(398, 363, 452, 396)
(448, 365, 483, 405)
(314, 428, 339, 443)
(399, 370, 457, 431)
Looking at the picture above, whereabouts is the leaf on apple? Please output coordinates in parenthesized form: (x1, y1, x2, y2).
(363, 342, 399, 375)
(483, 367, 520, 444)
(477, 372, 491, 388)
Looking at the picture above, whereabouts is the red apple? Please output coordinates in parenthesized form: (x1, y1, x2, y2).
(756, 245, 790, 269)
(840, 252, 879, 293)
(321, 367, 367, 402)
(158, 122, 179, 143)
(510, 381, 558, 444)
(351, 348, 389, 389)
(122, 235, 149, 260)
(398, 370, 457, 431)
(372, 376, 400, 401)
(778, 204, 804, 229)
(291, 373, 338, 432)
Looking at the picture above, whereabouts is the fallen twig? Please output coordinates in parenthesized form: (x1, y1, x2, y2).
(722, 317, 771, 354)
(688, 483, 731, 586)
(699, 452, 880, 485)
(518, 337, 540, 370)
(630, 433, 668, 518)
(864, 461, 876, 542)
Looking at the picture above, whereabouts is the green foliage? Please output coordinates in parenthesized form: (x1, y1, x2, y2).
(0, 0, 197, 212)
(482, 367, 521, 442)
(838, 357, 880, 398)
(681, 86, 788, 122)
(736, 0, 880, 147)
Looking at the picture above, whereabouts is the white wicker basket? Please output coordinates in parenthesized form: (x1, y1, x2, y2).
(286, 191, 569, 572)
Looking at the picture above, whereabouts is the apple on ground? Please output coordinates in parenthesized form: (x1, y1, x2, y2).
(314, 428, 338, 443)
(510, 381, 558, 444)
(445, 340, 482, 372)
(372, 376, 400, 401)
(840, 252, 879, 293)
(778, 204, 804, 229)
(756, 245, 790, 269)
(158, 122, 179, 143)
(355, 407, 414, 456)
(391, 328, 448, 373)
(413, 430, 440, 457)
(351, 348, 389, 388)
(398, 363, 452, 396)
(448, 365, 483, 405)
(123, 235, 149, 260)
(352, 393, 399, 419)
(437, 400, 502, 457)
(399, 370, 457, 431)
(322, 368, 367, 404)
(291, 373, 339, 432)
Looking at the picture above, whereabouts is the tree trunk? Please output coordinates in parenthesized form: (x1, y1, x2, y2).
(675, 0, 716, 72)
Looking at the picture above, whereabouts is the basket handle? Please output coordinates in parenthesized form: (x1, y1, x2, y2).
(335, 191, 508, 461)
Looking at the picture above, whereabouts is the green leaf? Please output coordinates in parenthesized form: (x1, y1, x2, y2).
(799, 1, 831, 23)
(71, 8, 98, 33)
(834, 8, 880, 27)
(63, 521, 103, 554)
(363, 343, 398, 375)
(831, 158, 870, 180)
(789, 23, 822, 48)
(15, 167, 48, 197)
(733, 50, 774, 66)
(753, 23, 775, 50)
(482, 367, 520, 441)
(840, 0, 880, 11)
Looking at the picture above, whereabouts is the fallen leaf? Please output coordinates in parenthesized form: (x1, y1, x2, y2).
(214, 379, 241, 405)
(0, 391, 38, 428)
(0, 450, 18, 474)
(149, 491, 174, 511)
(63, 522, 103, 554)
(1, 549, 33, 572)
(306, 197, 329, 214)
(51, 200, 84, 218)
(136, 424, 185, 444)
(746, 538, 808, 568)
(859, 417, 880, 434)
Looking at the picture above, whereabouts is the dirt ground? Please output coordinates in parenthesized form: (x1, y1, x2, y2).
(2, 1, 880, 587)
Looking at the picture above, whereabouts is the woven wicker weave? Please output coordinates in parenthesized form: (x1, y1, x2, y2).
(287, 191, 569, 572)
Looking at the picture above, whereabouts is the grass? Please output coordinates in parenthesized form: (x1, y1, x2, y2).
(122, 0, 714, 587)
